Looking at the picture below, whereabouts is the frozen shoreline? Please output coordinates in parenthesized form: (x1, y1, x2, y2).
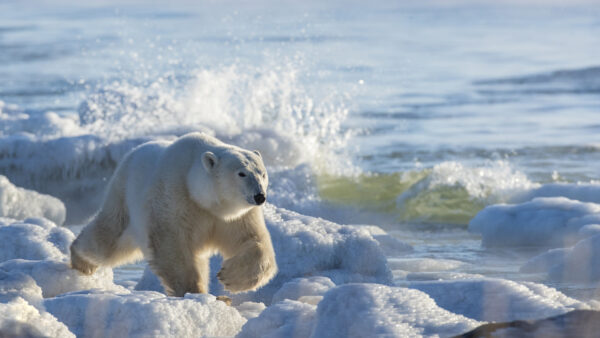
(2, 177, 600, 336)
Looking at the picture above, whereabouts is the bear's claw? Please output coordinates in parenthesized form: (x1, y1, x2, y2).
(70, 247, 98, 275)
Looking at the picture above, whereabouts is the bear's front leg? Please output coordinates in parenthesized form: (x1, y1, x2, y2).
(147, 228, 209, 297)
(217, 241, 277, 293)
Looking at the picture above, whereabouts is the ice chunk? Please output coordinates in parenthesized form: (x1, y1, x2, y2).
(0, 297, 74, 338)
(235, 301, 267, 320)
(469, 197, 600, 248)
(0, 218, 74, 262)
(45, 291, 246, 337)
(238, 299, 317, 338)
(0, 269, 44, 310)
(521, 234, 600, 283)
(0, 259, 125, 298)
(242, 284, 481, 337)
(271, 277, 335, 304)
(388, 257, 466, 273)
(0, 175, 66, 226)
(408, 278, 589, 322)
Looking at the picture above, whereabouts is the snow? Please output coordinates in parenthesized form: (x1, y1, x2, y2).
(238, 299, 317, 338)
(0, 260, 124, 298)
(469, 197, 600, 248)
(0, 269, 44, 310)
(407, 278, 590, 322)
(2, 182, 599, 337)
(0, 175, 66, 226)
(312, 284, 481, 338)
(271, 277, 335, 305)
(0, 217, 74, 261)
(241, 283, 481, 338)
(521, 234, 600, 283)
(45, 291, 246, 337)
(0, 297, 74, 338)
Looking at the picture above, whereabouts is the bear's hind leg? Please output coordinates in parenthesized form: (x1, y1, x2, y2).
(70, 197, 139, 274)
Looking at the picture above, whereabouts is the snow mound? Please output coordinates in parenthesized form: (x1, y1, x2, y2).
(238, 299, 317, 338)
(0, 269, 44, 310)
(0, 297, 74, 338)
(44, 291, 246, 337)
(256, 206, 393, 297)
(408, 278, 589, 322)
(0, 217, 74, 261)
(242, 284, 480, 338)
(0, 176, 66, 226)
(521, 234, 600, 283)
(469, 197, 600, 248)
(0, 259, 124, 298)
(272, 277, 335, 305)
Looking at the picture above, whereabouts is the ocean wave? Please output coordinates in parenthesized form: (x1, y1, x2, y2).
(0, 61, 352, 223)
(318, 161, 537, 225)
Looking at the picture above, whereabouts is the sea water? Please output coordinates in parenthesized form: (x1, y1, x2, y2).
(1, 0, 599, 300)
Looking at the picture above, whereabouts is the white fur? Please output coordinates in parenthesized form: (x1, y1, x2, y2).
(70, 132, 276, 297)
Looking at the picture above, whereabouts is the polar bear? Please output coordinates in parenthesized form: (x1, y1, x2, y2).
(70, 132, 277, 297)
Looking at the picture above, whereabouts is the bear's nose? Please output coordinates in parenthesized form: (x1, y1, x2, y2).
(254, 193, 266, 205)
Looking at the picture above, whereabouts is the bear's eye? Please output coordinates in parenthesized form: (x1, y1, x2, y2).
(238, 172, 246, 177)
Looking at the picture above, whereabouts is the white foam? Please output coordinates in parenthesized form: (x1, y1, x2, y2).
(397, 161, 536, 208)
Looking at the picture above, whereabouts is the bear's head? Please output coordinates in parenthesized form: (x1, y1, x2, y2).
(188, 147, 269, 221)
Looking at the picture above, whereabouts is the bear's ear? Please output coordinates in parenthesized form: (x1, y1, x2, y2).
(253, 150, 261, 158)
(202, 151, 218, 172)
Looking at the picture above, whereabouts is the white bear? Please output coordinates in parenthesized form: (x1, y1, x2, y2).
(70, 132, 277, 297)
